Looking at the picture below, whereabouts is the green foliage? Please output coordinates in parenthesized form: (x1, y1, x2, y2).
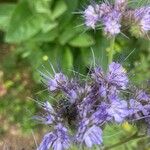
(0, 0, 102, 83)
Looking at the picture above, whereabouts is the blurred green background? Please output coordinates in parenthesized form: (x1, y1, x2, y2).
(0, 0, 150, 149)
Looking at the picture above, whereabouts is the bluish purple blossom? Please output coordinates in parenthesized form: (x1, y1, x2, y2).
(136, 90, 150, 102)
(47, 73, 68, 91)
(107, 62, 128, 89)
(34, 101, 55, 125)
(34, 114, 55, 125)
(84, 5, 99, 29)
(129, 99, 143, 116)
(91, 103, 109, 125)
(37, 132, 56, 150)
(82, 125, 103, 147)
(92, 62, 128, 100)
(35, 61, 150, 149)
(107, 100, 129, 123)
(38, 123, 70, 150)
(134, 6, 150, 33)
(92, 67, 104, 83)
(76, 119, 103, 147)
(115, 0, 127, 11)
(83, 1, 123, 36)
(103, 10, 121, 36)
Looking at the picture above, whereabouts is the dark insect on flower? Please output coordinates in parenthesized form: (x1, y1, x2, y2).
(58, 99, 78, 127)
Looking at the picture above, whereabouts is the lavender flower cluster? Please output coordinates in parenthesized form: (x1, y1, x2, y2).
(83, 0, 150, 37)
(35, 62, 150, 150)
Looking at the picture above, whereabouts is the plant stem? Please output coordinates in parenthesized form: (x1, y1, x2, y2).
(108, 37, 115, 64)
(103, 132, 146, 150)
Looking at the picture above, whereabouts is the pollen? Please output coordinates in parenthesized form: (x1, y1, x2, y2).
(122, 121, 132, 132)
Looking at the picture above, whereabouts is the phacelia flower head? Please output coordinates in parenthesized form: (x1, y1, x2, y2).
(107, 62, 128, 89)
(91, 67, 104, 83)
(37, 132, 56, 150)
(91, 62, 128, 99)
(34, 101, 55, 125)
(103, 10, 122, 36)
(136, 90, 150, 102)
(49, 73, 68, 91)
(84, 5, 99, 29)
(82, 125, 103, 147)
(107, 100, 129, 123)
(129, 99, 143, 117)
(130, 6, 150, 37)
(35, 61, 150, 150)
(98, 3, 112, 17)
(114, 0, 128, 12)
(91, 103, 109, 125)
(38, 123, 70, 150)
(76, 118, 103, 147)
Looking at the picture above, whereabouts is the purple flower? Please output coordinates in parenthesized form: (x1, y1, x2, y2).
(136, 90, 150, 102)
(34, 101, 55, 125)
(37, 60, 150, 147)
(91, 103, 109, 125)
(41, 101, 55, 113)
(134, 7, 150, 33)
(99, 83, 118, 99)
(84, 5, 99, 29)
(37, 132, 56, 150)
(92, 67, 104, 83)
(107, 100, 129, 123)
(34, 114, 55, 125)
(107, 62, 128, 89)
(99, 3, 112, 17)
(82, 125, 103, 147)
(52, 124, 70, 150)
(142, 104, 150, 116)
(114, 0, 127, 11)
(129, 99, 143, 117)
(38, 123, 70, 150)
(76, 118, 89, 142)
(78, 97, 92, 118)
(47, 73, 68, 91)
(99, 84, 107, 97)
(76, 118, 103, 148)
(102, 10, 121, 36)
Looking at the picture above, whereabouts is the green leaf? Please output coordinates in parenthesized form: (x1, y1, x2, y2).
(31, 28, 58, 42)
(69, 33, 95, 47)
(58, 23, 79, 45)
(41, 21, 58, 33)
(0, 4, 16, 30)
(62, 47, 73, 70)
(51, 0, 67, 20)
(6, 1, 45, 43)
(59, 0, 78, 29)
(33, 0, 52, 14)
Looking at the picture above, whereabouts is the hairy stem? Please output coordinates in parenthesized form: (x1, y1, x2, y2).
(103, 132, 146, 150)
(108, 37, 115, 64)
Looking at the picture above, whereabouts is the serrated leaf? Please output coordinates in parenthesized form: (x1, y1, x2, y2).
(51, 0, 67, 20)
(0, 4, 16, 30)
(5, 1, 45, 43)
(69, 33, 95, 47)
